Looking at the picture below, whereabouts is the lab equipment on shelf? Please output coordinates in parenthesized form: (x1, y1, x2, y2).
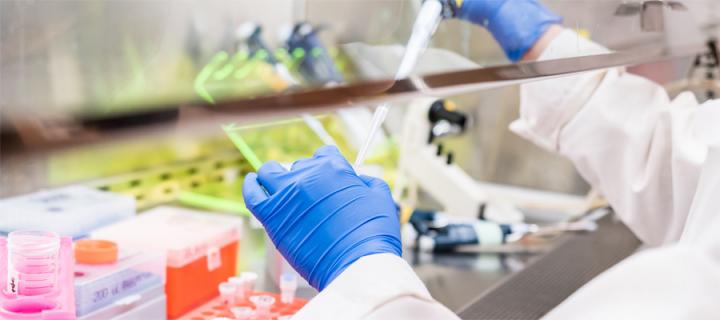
(0, 186, 135, 239)
(0, 231, 76, 319)
(91, 206, 243, 319)
(73, 239, 166, 318)
(282, 22, 344, 86)
(396, 98, 525, 223)
(178, 273, 306, 320)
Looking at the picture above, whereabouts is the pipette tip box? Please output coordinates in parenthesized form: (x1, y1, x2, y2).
(91, 206, 243, 319)
(74, 250, 165, 317)
(0, 186, 135, 239)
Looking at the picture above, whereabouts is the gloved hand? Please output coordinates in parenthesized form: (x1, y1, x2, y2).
(449, 0, 562, 62)
(242, 146, 401, 290)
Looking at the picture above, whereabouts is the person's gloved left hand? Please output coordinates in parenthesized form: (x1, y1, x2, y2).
(242, 146, 401, 290)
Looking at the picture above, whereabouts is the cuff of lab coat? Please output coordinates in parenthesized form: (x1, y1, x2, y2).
(510, 29, 611, 151)
(536, 29, 609, 61)
(292, 253, 435, 320)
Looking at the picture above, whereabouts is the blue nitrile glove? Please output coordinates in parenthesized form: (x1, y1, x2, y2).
(242, 146, 401, 290)
(451, 0, 562, 62)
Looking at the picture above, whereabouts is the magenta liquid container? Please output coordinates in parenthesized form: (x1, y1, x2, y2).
(7, 231, 60, 296)
(1, 231, 76, 319)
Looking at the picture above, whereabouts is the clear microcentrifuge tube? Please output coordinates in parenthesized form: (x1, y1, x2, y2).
(219, 282, 237, 305)
(228, 276, 246, 300)
(249, 295, 275, 319)
(240, 272, 258, 298)
(279, 273, 298, 304)
(230, 306, 255, 320)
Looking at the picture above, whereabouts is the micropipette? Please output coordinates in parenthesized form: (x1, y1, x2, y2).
(354, 0, 445, 167)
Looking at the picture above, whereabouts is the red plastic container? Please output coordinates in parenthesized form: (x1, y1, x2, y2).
(177, 291, 307, 320)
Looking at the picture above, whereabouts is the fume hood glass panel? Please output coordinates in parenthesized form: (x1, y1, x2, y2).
(0, 0, 715, 121)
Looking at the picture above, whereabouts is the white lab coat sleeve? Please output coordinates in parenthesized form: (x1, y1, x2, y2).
(542, 244, 720, 320)
(545, 103, 720, 320)
(510, 29, 707, 246)
(681, 100, 720, 245)
(292, 253, 459, 320)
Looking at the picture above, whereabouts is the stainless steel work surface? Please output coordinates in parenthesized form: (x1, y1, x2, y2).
(229, 212, 640, 319)
(406, 249, 538, 311)
(406, 216, 640, 319)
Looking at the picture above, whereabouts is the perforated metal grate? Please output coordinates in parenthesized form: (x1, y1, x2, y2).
(458, 217, 640, 320)
(92, 151, 251, 209)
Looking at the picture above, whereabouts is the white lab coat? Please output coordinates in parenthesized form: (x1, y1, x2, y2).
(293, 29, 720, 320)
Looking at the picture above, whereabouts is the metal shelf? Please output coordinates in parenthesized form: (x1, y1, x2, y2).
(2, 43, 705, 157)
(208, 43, 705, 115)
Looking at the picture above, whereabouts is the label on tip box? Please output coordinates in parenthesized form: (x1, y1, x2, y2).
(206, 247, 221, 271)
(77, 270, 163, 316)
(75, 252, 165, 317)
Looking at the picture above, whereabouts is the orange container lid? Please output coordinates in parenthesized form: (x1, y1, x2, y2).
(75, 239, 118, 264)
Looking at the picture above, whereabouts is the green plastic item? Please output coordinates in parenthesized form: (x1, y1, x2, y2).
(193, 50, 290, 105)
(178, 116, 354, 216)
(223, 116, 356, 171)
(176, 114, 402, 220)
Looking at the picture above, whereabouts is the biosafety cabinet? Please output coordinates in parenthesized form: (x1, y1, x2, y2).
(0, 1, 718, 319)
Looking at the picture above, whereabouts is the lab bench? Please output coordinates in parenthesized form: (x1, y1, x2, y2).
(241, 213, 639, 319)
(416, 215, 640, 319)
